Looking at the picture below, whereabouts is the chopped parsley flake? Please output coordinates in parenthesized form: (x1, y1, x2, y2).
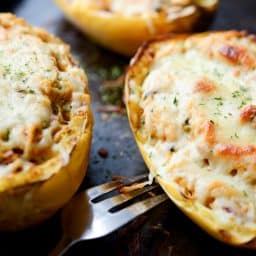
(213, 97, 224, 107)
(243, 190, 248, 197)
(231, 87, 251, 109)
(212, 96, 224, 115)
(173, 96, 178, 106)
(240, 86, 248, 92)
(238, 100, 247, 109)
(16, 71, 26, 80)
(213, 68, 223, 78)
(232, 90, 241, 98)
(231, 133, 239, 139)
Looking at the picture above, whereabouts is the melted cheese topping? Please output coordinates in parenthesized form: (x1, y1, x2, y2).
(76, 0, 216, 38)
(127, 32, 256, 237)
(0, 14, 89, 179)
(83, 0, 197, 16)
(112, 0, 199, 20)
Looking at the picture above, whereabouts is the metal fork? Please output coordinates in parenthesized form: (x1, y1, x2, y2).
(50, 174, 168, 256)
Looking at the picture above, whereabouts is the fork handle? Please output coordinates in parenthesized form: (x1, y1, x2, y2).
(49, 235, 76, 256)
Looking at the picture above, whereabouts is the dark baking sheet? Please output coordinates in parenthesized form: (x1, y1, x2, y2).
(1, 0, 256, 255)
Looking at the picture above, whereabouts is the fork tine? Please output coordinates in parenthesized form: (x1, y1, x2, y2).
(122, 173, 149, 185)
(110, 193, 168, 228)
(86, 180, 122, 199)
(51, 179, 169, 254)
(95, 184, 159, 209)
(80, 193, 168, 240)
(86, 174, 149, 200)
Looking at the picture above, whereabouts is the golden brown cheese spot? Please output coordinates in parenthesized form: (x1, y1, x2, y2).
(204, 121, 215, 145)
(216, 144, 256, 157)
(194, 79, 216, 94)
(240, 105, 256, 124)
(219, 45, 255, 68)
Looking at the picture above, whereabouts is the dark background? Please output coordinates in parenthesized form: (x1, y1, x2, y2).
(1, 0, 256, 255)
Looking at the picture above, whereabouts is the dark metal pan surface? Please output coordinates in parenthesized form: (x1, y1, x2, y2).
(0, 0, 256, 255)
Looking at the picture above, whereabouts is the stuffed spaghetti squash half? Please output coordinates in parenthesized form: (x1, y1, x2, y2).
(54, 0, 218, 56)
(125, 31, 256, 248)
(0, 13, 93, 231)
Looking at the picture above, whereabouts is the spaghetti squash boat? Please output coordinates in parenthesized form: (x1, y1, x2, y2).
(125, 31, 256, 248)
(54, 0, 218, 56)
(0, 13, 93, 231)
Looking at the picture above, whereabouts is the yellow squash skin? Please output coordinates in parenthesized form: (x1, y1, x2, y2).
(0, 120, 93, 230)
(0, 14, 93, 231)
(125, 31, 256, 248)
(54, 0, 218, 56)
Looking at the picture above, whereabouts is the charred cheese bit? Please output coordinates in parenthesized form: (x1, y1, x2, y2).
(126, 31, 256, 242)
